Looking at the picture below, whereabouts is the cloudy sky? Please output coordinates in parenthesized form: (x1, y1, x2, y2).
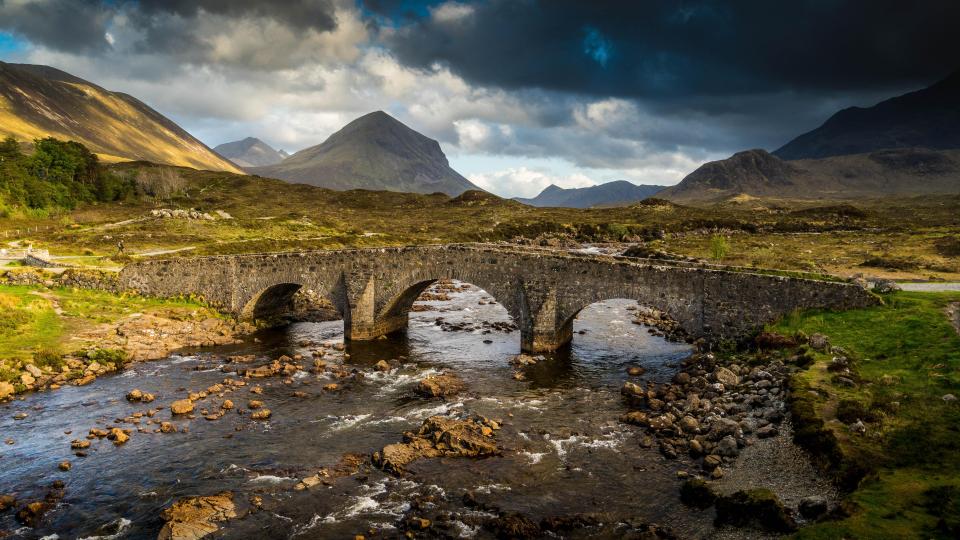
(0, 0, 957, 197)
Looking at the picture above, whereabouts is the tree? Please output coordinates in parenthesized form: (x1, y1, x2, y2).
(710, 234, 729, 262)
(0, 136, 21, 162)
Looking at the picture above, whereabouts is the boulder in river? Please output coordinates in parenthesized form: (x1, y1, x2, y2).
(415, 372, 466, 398)
(171, 400, 194, 415)
(158, 492, 237, 540)
(373, 415, 499, 474)
(0, 381, 14, 400)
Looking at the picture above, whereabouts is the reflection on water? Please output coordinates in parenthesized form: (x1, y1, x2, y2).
(0, 283, 717, 538)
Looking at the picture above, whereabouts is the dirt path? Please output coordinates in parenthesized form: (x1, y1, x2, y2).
(898, 282, 960, 292)
(135, 246, 196, 257)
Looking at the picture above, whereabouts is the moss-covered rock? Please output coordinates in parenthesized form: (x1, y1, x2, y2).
(679, 478, 716, 509)
(714, 489, 796, 532)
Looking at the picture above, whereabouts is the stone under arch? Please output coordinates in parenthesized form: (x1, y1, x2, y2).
(372, 276, 522, 340)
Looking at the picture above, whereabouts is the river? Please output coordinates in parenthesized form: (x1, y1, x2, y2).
(0, 281, 831, 539)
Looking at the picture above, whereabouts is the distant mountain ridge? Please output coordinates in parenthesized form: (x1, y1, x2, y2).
(659, 147, 960, 203)
(0, 61, 241, 173)
(250, 111, 481, 196)
(214, 137, 286, 167)
(514, 180, 665, 208)
(775, 70, 960, 160)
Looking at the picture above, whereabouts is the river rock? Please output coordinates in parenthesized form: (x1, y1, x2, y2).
(713, 367, 739, 386)
(716, 435, 739, 457)
(221, 400, 234, 410)
(25, 364, 42, 378)
(171, 400, 194, 415)
(71, 439, 91, 449)
(248, 400, 264, 410)
(374, 360, 391, 372)
(126, 389, 144, 401)
(16, 500, 52, 527)
(416, 372, 466, 398)
(160, 422, 177, 433)
(20, 372, 35, 386)
(510, 354, 540, 367)
(251, 409, 272, 420)
(58, 460, 71, 471)
(158, 492, 237, 540)
(620, 381, 645, 399)
(373, 415, 499, 475)
(679, 478, 716, 509)
(0, 494, 15, 511)
(619, 411, 648, 426)
(0, 381, 14, 399)
(627, 366, 646, 376)
(108, 428, 130, 445)
(799, 496, 829, 519)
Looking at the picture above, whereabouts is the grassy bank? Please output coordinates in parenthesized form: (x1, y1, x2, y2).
(0, 284, 216, 384)
(771, 291, 960, 538)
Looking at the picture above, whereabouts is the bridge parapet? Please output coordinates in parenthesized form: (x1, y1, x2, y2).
(119, 244, 878, 352)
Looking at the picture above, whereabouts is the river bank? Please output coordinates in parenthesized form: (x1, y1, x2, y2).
(0, 274, 253, 401)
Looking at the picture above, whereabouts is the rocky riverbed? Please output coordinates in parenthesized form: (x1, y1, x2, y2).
(0, 281, 837, 538)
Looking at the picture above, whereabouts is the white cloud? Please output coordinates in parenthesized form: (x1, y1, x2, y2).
(430, 2, 475, 23)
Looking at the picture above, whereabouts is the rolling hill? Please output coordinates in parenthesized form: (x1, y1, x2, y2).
(214, 137, 286, 168)
(659, 147, 960, 203)
(775, 70, 960, 160)
(0, 61, 242, 173)
(249, 111, 480, 196)
(514, 180, 665, 208)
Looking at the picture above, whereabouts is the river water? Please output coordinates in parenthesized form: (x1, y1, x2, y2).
(0, 282, 826, 539)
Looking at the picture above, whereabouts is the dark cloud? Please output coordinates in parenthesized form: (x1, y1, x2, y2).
(384, 0, 960, 98)
(0, 0, 339, 55)
(135, 0, 337, 33)
(0, 0, 112, 52)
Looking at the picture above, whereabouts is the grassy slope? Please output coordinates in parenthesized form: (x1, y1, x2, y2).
(0, 283, 214, 382)
(772, 292, 960, 538)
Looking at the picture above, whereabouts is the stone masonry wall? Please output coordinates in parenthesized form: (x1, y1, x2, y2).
(119, 244, 878, 352)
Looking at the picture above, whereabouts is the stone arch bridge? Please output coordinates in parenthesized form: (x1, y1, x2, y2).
(118, 244, 876, 353)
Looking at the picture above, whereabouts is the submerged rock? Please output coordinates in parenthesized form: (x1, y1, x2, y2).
(158, 492, 237, 540)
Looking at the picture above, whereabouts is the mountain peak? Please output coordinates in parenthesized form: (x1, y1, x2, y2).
(775, 69, 960, 160)
(516, 180, 666, 208)
(249, 111, 481, 196)
(214, 137, 285, 168)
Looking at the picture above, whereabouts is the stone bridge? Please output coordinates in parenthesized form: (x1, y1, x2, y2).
(118, 244, 877, 352)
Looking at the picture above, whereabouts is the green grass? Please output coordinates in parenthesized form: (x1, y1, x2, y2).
(772, 291, 960, 539)
(0, 286, 64, 365)
(0, 283, 216, 383)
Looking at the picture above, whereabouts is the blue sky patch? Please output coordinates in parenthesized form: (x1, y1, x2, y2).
(0, 32, 26, 56)
(582, 27, 612, 67)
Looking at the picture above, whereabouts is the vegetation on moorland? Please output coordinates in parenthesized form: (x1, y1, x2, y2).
(768, 292, 960, 538)
(0, 157, 956, 279)
(0, 136, 135, 212)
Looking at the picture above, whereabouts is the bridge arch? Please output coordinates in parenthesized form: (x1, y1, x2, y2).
(241, 282, 304, 321)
